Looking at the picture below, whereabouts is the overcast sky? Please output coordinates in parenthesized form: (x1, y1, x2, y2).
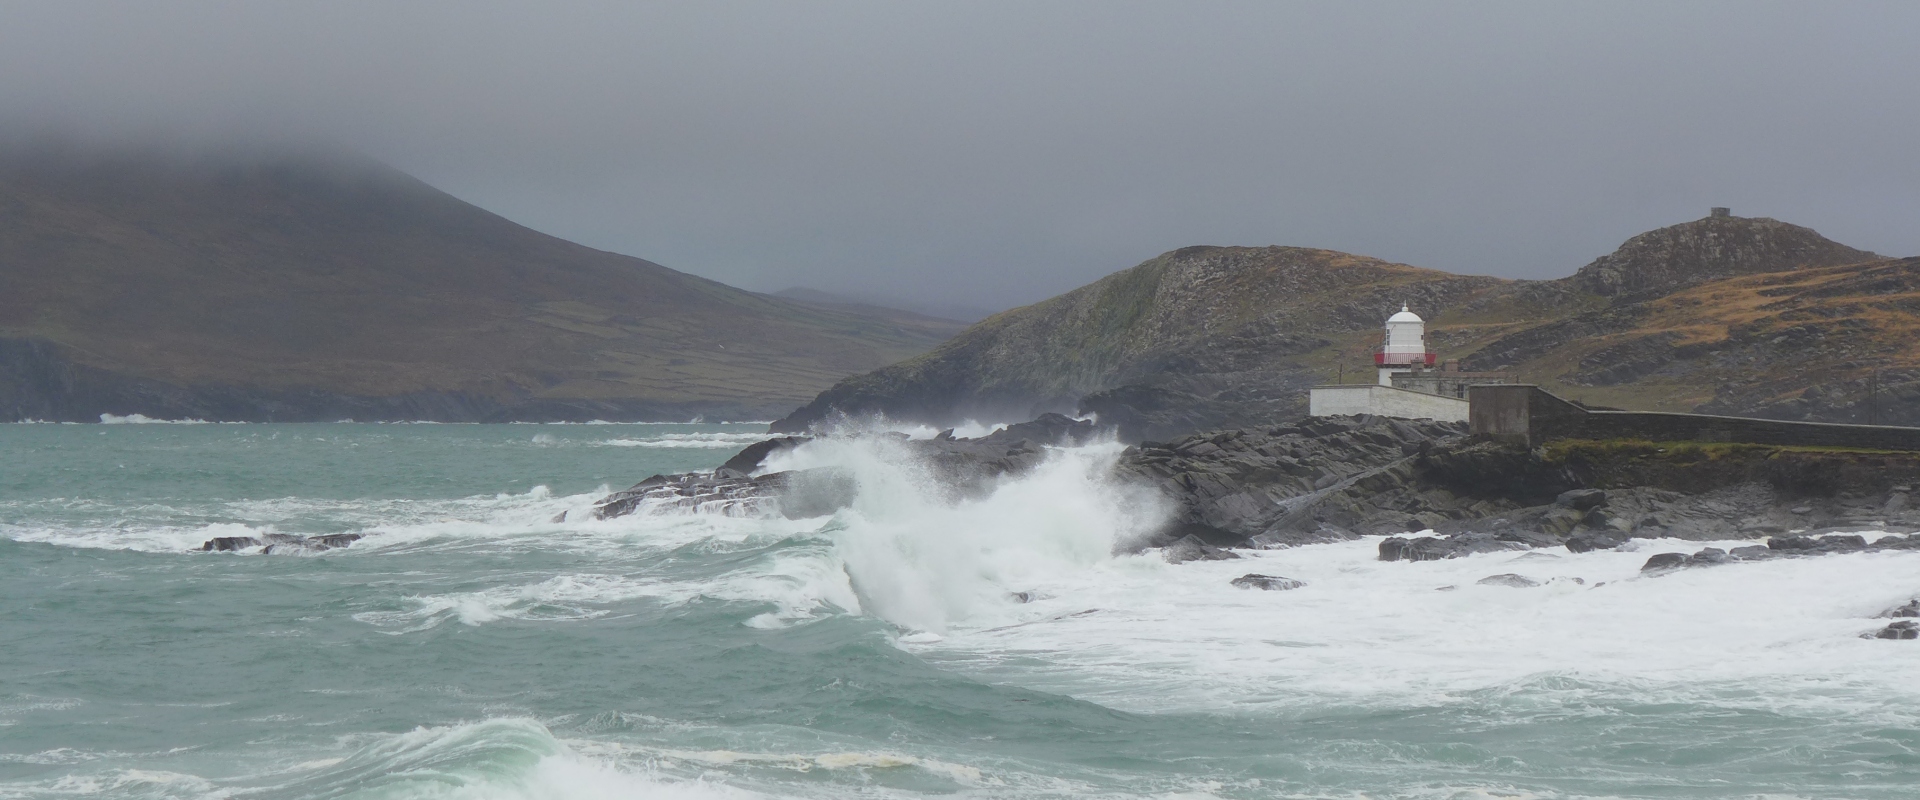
(2, 2, 1915, 317)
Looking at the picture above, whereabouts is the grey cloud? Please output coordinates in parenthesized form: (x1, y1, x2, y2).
(2, 1, 1915, 314)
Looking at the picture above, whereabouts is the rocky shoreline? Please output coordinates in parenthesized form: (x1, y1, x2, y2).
(573, 413, 1920, 631)
(191, 412, 1920, 638)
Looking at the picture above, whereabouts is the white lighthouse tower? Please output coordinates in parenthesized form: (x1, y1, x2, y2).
(1376, 304, 1434, 385)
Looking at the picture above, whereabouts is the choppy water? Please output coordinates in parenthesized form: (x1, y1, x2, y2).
(3, 422, 1918, 800)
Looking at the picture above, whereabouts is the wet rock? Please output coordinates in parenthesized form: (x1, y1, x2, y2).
(1688, 547, 1730, 565)
(1230, 574, 1305, 591)
(1728, 545, 1772, 560)
(1555, 489, 1609, 511)
(1768, 533, 1869, 553)
(1641, 552, 1689, 572)
(201, 532, 362, 553)
(1865, 620, 1919, 640)
(1881, 599, 1920, 618)
(1161, 534, 1241, 564)
(591, 468, 853, 520)
(1379, 532, 1531, 562)
(201, 536, 262, 552)
(1476, 573, 1540, 588)
(1565, 530, 1626, 553)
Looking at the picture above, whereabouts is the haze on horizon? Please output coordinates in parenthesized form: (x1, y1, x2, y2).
(1, 1, 1914, 319)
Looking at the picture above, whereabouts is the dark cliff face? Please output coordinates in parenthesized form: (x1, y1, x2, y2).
(1567, 215, 1877, 299)
(0, 147, 962, 421)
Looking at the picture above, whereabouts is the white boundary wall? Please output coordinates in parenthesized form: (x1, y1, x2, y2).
(1308, 385, 1470, 422)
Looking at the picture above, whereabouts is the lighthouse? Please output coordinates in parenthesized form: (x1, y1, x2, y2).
(1375, 304, 1435, 385)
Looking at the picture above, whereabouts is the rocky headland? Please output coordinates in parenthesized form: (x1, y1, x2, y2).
(772, 213, 1917, 441)
(590, 414, 1920, 577)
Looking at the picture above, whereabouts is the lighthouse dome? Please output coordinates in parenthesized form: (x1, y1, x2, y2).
(1386, 304, 1423, 323)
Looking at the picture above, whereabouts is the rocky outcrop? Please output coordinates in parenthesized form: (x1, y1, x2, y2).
(1160, 535, 1241, 564)
(601, 410, 1920, 571)
(1866, 621, 1919, 640)
(1114, 416, 1511, 549)
(591, 413, 1105, 521)
(199, 533, 362, 553)
(1567, 214, 1877, 300)
(1231, 574, 1305, 591)
(1639, 533, 1920, 573)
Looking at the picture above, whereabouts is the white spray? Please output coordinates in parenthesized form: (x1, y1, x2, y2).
(766, 435, 1172, 634)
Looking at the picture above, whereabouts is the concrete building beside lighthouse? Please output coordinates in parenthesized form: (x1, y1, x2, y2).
(1307, 304, 1515, 421)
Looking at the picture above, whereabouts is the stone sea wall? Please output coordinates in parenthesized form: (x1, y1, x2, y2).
(1470, 384, 1920, 451)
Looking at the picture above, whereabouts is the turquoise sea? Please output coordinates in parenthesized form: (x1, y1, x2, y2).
(3, 422, 1918, 800)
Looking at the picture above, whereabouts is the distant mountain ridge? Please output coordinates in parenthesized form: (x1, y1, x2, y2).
(773, 213, 1912, 440)
(0, 148, 959, 421)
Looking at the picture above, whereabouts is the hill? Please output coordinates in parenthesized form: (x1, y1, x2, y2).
(0, 148, 959, 422)
(772, 212, 1910, 440)
(771, 247, 1504, 438)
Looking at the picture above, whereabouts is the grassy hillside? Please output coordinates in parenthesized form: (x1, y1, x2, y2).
(0, 148, 964, 421)
(772, 246, 1503, 436)
(773, 213, 1911, 439)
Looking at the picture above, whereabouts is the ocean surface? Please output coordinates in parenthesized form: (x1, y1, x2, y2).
(3, 421, 1918, 800)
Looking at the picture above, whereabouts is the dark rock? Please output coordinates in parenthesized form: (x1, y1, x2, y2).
(1378, 532, 1529, 562)
(1881, 599, 1920, 619)
(1728, 545, 1772, 560)
(1556, 489, 1609, 511)
(718, 436, 811, 474)
(1161, 534, 1241, 564)
(1768, 533, 1870, 553)
(1477, 573, 1540, 588)
(1230, 574, 1305, 591)
(1641, 552, 1689, 572)
(1866, 620, 1919, 640)
(201, 536, 262, 552)
(592, 468, 839, 519)
(1821, 534, 1869, 550)
(203, 532, 362, 554)
(1688, 547, 1730, 565)
(1565, 530, 1625, 553)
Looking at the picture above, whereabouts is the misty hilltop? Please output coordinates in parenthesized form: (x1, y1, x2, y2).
(0, 147, 965, 422)
(773, 212, 1913, 440)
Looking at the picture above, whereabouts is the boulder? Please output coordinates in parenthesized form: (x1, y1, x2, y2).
(1768, 533, 1867, 552)
(1555, 489, 1609, 511)
(1161, 534, 1241, 564)
(200, 532, 362, 553)
(1379, 533, 1530, 562)
(1564, 530, 1626, 553)
(1230, 574, 1305, 591)
(1880, 599, 1920, 619)
(1641, 552, 1689, 572)
(1865, 620, 1919, 640)
(1477, 573, 1540, 588)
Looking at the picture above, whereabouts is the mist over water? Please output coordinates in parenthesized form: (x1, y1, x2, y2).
(3, 423, 1918, 799)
